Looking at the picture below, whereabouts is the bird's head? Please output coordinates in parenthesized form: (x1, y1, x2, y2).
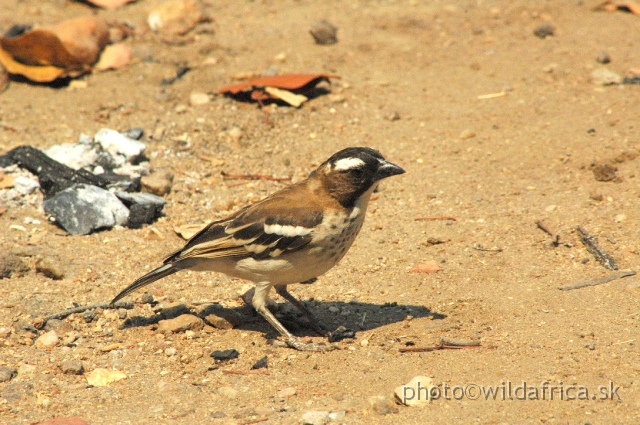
(312, 147, 405, 208)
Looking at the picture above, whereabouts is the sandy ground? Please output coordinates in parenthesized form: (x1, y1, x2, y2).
(1, 0, 640, 424)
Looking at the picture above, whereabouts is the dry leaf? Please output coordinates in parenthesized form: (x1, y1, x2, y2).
(0, 16, 109, 82)
(84, 0, 136, 9)
(409, 261, 441, 274)
(86, 368, 127, 386)
(148, 0, 204, 36)
(174, 223, 208, 239)
(594, 1, 640, 15)
(0, 173, 15, 189)
(94, 43, 131, 71)
(218, 73, 339, 95)
(264, 86, 308, 107)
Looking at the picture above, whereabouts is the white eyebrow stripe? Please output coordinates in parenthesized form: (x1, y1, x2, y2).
(334, 157, 365, 170)
(264, 224, 311, 237)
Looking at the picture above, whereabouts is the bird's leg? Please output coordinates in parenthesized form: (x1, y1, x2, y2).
(274, 285, 329, 337)
(252, 283, 335, 352)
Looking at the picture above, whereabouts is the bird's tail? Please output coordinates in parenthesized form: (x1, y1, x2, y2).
(110, 263, 178, 305)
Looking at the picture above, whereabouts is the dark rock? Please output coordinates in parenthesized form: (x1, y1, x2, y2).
(328, 326, 356, 343)
(62, 359, 84, 375)
(0, 366, 16, 382)
(115, 191, 165, 228)
(592, 163, 617, 182)
(533, 23, 554, 39)
(141, 293, 155, 304)
(83, 311, 96, 323)
(43, 184, 129, 235)
(0, 253, 30, 279)
(309, 20, 338, 45)
(251, 356, 268, 370)
(122, 128, 145, 140)
(210, 349, 239, 361)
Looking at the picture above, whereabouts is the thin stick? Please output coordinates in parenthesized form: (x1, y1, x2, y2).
(577, 226, 618, 270)
(414, 216, 457, 222)
(42, 301, 134, 323)
(221, 171, 291, 182)
(399, 345, 483, 353)
(440, 337, 481, 347)
(558, 270, 636, 291)
(536, 220, 559, 246)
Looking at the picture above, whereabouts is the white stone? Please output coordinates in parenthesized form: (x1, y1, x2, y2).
(300, 411, 330, 425)
(395, 375, 434, 406)
(45, 143, 99, 170)
(95, 128, 146, 163)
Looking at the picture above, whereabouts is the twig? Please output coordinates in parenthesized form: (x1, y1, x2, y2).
(414, 216, 457, 222)
(536, 220, 560, 246)
(558, 270, 636, 291)
(577, 226, 618, 270)
(473, 244, 502, 252)
(399, 345, 483, 353)
(42, 301, 134, 323)
(221, 171, 291, 182)
(440, 337, 481, 347)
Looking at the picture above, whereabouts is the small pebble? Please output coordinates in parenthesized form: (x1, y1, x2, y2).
(592, 68, 622, 86)
(62, 359, 84, 375)
(83, 311, 96, 323)
(386, 111, 400, 121)
(122, 128, 145, 140)
(300, 410, 330, 425)
(228, 127, 243, 141)
(251, 356, 268, 369)
(459, 129, 476, 139)
(141, 293, 155, 304)
(233, 407, 256, 419)
(614, 214, 626, 223)
(218, 386, 238, 399)
(165, 347, 177, 356)
(0, 366, 16, 382)
(278, 387, 297, 398)
(157, 314, 204, 334)
(367, 395, 398, 415)
(190, 92, 210, 106)
(36, 257, 65, 280)
(35, 330, 59, 349)
(395, 376, 433, 406)
(328, 411, 346, 420)
(210, 412, 227, 418)
(309, 20, 338, 45)
(0, 253, 31, 279)
(210, 349, 239, 361)
(141, 170, 174, 196)
(18, 364, 36, 376)
(533, 23, 554, 38)
(596, 51, 611, 64)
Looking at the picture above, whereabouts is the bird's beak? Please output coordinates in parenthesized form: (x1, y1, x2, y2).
(375, 160, 405, 181)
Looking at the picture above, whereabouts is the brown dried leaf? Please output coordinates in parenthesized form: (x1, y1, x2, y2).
(0, 16, 109, 82)
(594, 1, 640, 14)
(148, 0, 204, 36)
(409, 261, 441, 274)
(218, 73, 339, 95)
(84, 0, 136, 9)
(94, 43, 131, 71)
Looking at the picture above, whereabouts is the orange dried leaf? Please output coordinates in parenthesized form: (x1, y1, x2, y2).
(218, 73, 340, 95)
(0, 16, 109, 82)
(409, 261, 441, 274)
(594, 0, 640, 14)
(95, 43, 131, 71)
(84, 0, 136, 9)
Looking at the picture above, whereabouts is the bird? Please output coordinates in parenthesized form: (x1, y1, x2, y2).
(111, 147, 405, 351)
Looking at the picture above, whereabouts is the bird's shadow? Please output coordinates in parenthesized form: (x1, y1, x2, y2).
(120, 300, 446, 340)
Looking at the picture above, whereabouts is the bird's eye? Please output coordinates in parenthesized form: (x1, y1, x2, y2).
(350, 168, 364, 178)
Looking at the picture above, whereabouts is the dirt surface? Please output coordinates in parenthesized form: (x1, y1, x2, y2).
(1, 1, 640, 424)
